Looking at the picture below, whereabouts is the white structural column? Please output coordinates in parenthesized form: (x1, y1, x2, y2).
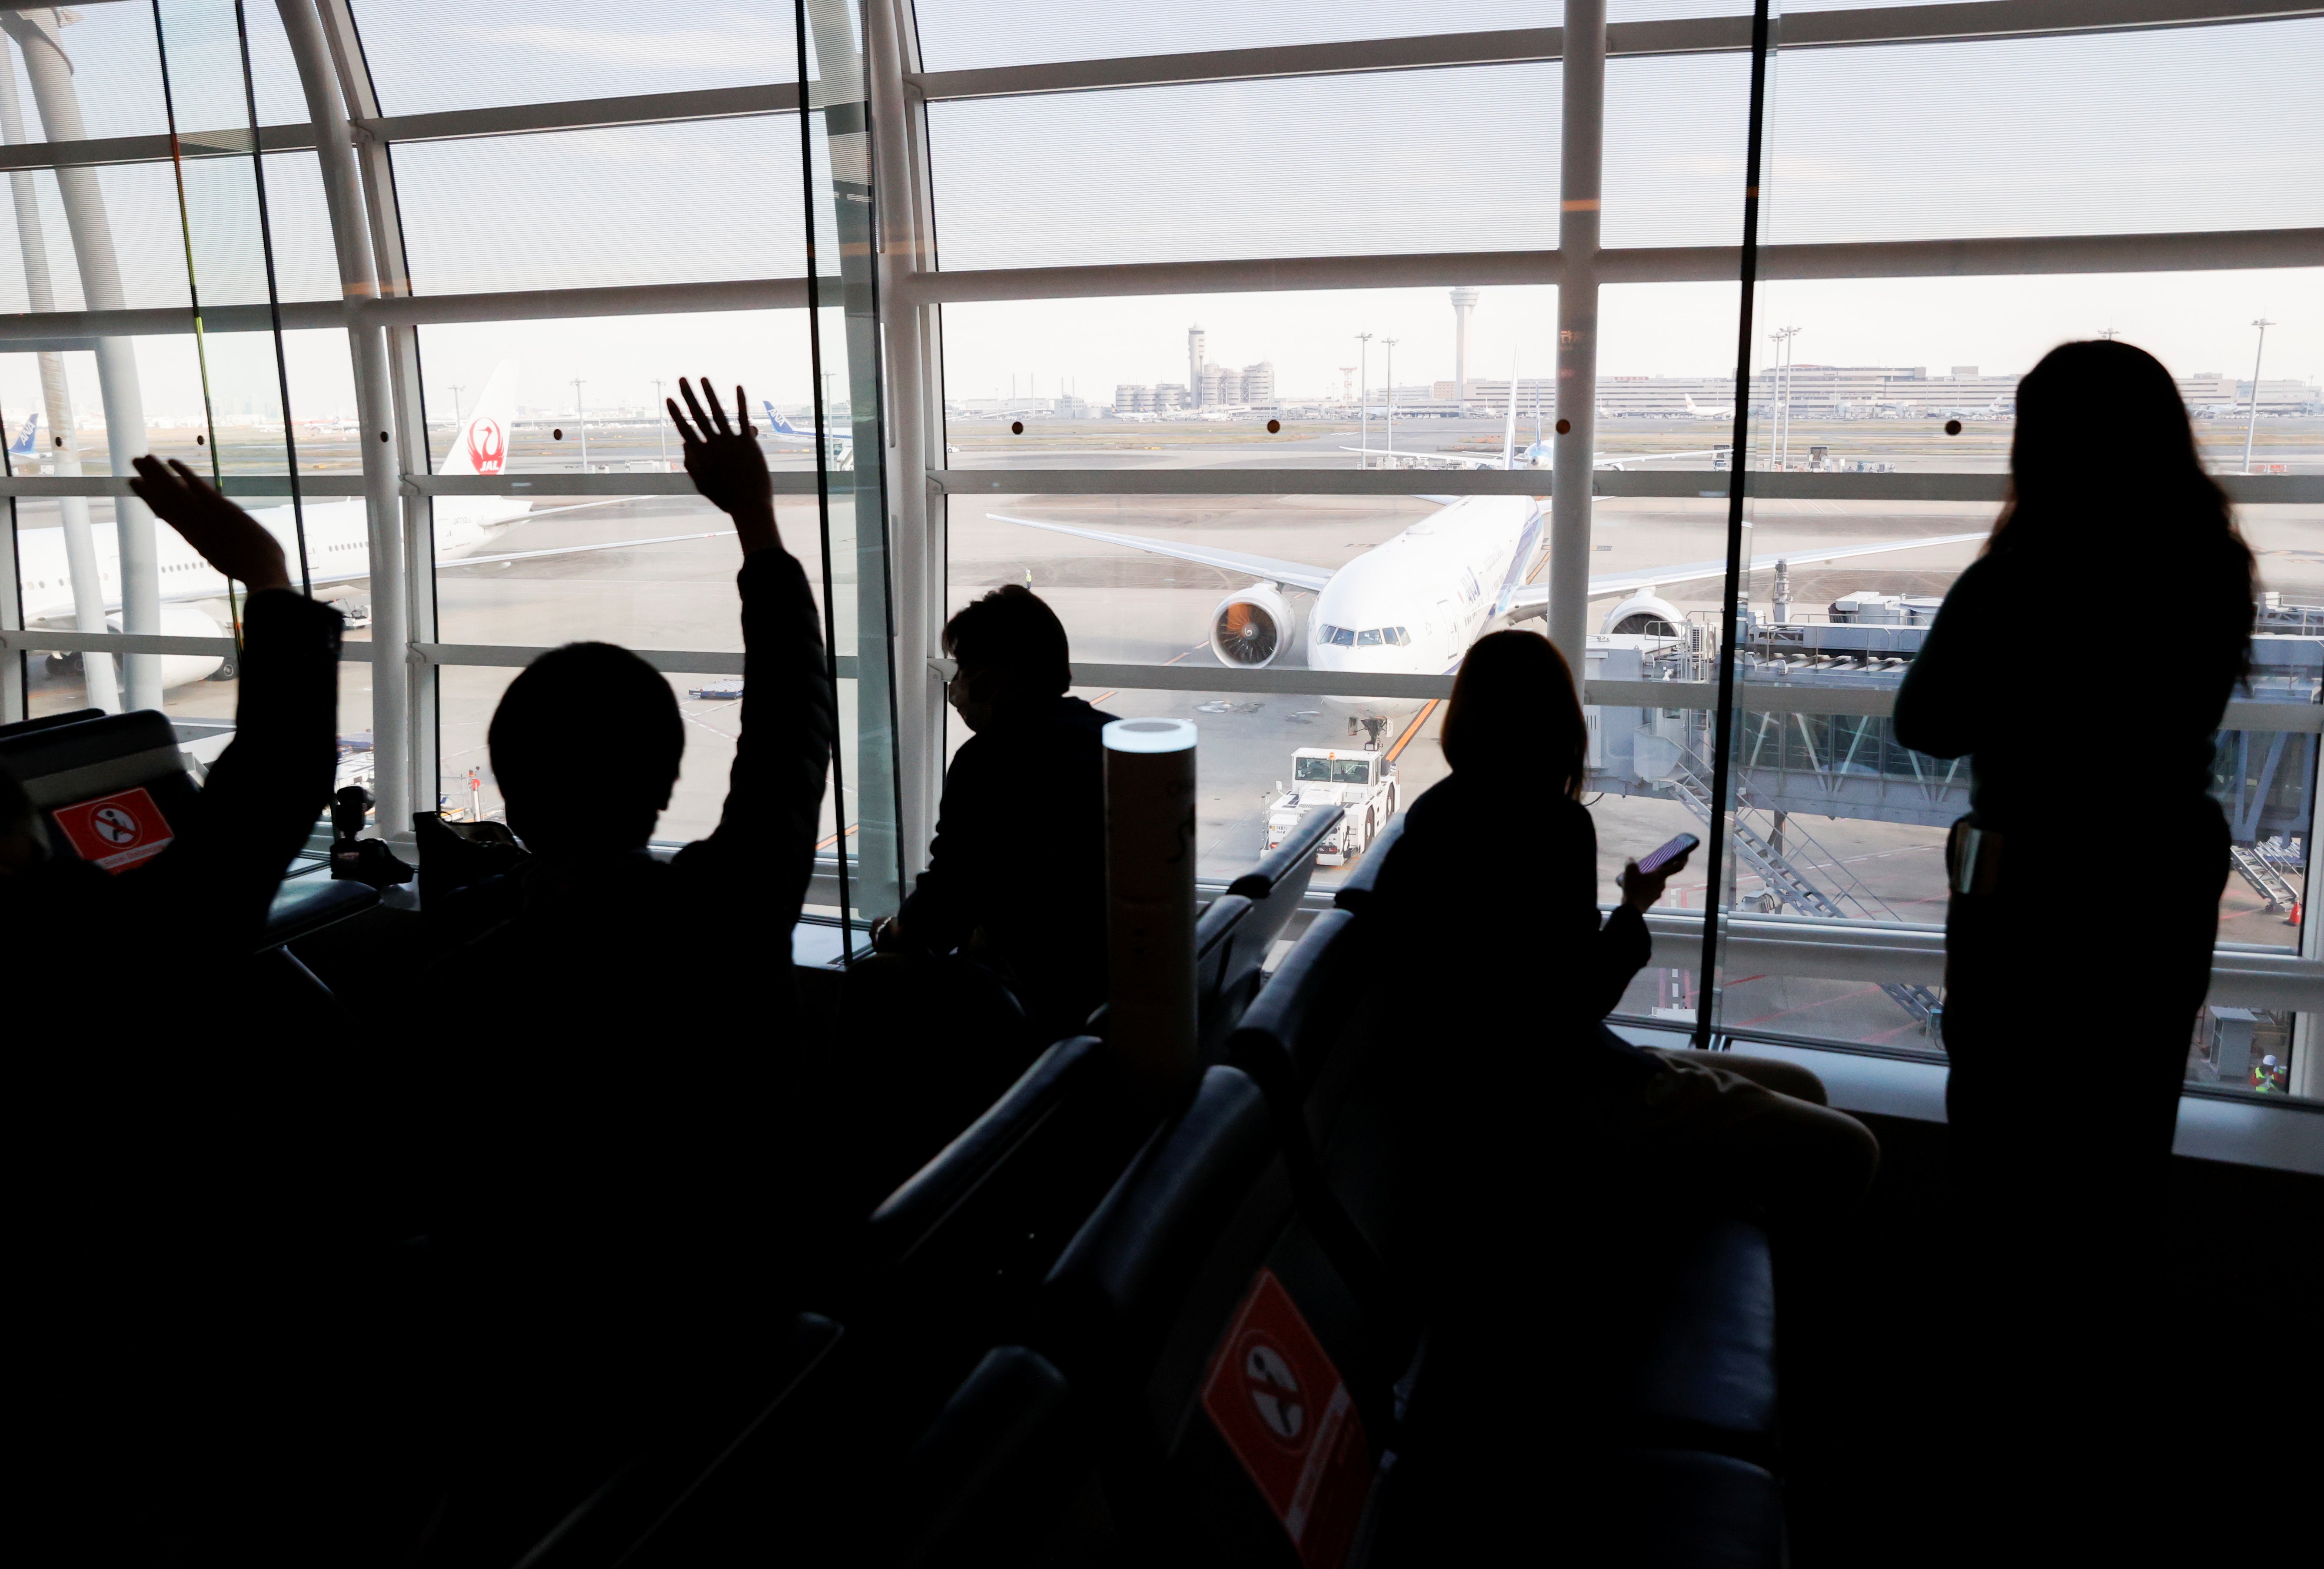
(3, 8, 160, 711)
(1548, 0, 1605, 669)
(278, 0, 411, 835)
(0, 54, 113, 713)
(872, 0, 945, 868)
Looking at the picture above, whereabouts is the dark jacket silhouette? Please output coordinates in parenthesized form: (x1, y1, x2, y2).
(898, 692, 1114, 1038)
(412, 545, 833, 1525)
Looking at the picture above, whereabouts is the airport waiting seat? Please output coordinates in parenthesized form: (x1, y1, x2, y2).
(1208, 803, 1345, 1040)
(0, 708, 376, 953)
(894, 1064, 1411, 1566)
(1330, 811, 1406, 913)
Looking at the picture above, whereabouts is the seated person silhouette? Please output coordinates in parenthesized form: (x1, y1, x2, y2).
(1369, 629, 1879, 1228)
(7, 459, 374, 1562)
(841, 586, 1116, 1199)
(411, 381, 834, 1554)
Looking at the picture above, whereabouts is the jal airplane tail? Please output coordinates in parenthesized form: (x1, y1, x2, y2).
(443, 359, 520, 476)
(8, 409, 38, 458)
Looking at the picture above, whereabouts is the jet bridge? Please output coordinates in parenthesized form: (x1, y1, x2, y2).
(1584, 605, 2324, 1003)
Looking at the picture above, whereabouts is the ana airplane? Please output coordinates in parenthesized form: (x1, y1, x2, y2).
(990, 376, 1984, 737)
(6, 409, 38, 461)
(17, 360, 734, 690)
(763, 402, 854, 469)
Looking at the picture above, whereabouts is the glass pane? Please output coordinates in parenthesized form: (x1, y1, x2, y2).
(1762, 19, 2324, 245)
(938, 285, 1560, 460)
(0, 4, 171, 143)
(348, 0, 797, 116)
(1604, 49, 1753, 249)
(390, 120, 810, 294)
(0, 163, 195, 312)
(913, 1, 1557, 72)
(927, 66, 1560, 270)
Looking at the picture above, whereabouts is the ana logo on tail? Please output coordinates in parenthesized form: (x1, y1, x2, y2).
(9, 410, 39, 457)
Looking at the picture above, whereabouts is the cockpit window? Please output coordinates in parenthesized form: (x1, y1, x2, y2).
(1329, 625, 1355, 646)
(1356, 628, 1382, 646)
(1294, 757, 1333, 781)
(1332, 759, 1373, 784)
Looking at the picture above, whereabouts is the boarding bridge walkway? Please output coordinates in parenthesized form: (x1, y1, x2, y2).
(1665, 750, 1944, 1025)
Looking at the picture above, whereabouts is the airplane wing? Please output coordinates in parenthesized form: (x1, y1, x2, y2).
(1338, 445, 1502, 469)
(1501, 530, 1990, 612)
(1593, 449, 1722, 469)
(987, 513, 1334, 593)
(436, 528, 738, 572)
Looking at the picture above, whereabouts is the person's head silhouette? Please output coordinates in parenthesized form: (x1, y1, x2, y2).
(943, 584, 1072, 732)
(2000, 339, 2237, 551)
(490, 642, 684, 856)
(1439, 628, 1587, 800)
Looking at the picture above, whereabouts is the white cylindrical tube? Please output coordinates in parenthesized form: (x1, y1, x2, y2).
(1104, 717, 1198, 1095)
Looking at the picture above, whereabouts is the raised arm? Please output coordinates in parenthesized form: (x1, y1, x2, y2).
(126, 456, 343, 939)
(664, 381, 834, 933)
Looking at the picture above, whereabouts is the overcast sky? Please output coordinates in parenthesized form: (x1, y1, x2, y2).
(0, 2, 2312, 422)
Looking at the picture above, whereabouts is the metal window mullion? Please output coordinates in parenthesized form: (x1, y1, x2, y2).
(277, 0, 412, 839)
(1548, 0, 1604, 671)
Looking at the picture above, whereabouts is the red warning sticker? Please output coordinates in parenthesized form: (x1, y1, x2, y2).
(1200, 1267, 1371, 1569)
(51, 786, 175, 874)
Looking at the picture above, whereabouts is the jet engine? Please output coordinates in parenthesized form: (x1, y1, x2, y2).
(1600, 591, 1686, 638)
(1209, 583, 1302, 668)
(106, 602, 229, 687)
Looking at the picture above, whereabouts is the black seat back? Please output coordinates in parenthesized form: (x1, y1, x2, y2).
(1330, 812, 1405, 912)
(0, 709, 198, 873)
(1193, 892, 1253, 1063)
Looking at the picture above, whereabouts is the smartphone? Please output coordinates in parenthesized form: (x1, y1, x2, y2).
(1633, 832, 1699, 877)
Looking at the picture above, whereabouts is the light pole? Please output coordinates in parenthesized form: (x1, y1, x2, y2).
(570, 377, 588, 469)
(1383, 336, 1398, 462)
(1356, 332, 1372, 467)
(652, 379, 669, 468)
(2243, 317, 2276, 475)
(449, 384, 464, 425)
(1767, 326, 1800, 469)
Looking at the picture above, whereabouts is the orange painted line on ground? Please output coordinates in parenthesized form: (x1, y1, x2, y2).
(1383, 698, 1441, 764)
(815, 822, 859, 851)
(1091, 690, 1118, 704)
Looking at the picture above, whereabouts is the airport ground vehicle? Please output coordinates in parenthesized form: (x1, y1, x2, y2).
(1266, 748, 1398, 866)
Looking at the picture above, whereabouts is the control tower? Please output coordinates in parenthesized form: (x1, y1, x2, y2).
(1187, 324, 1206, 406)
(1450, 288, 1480, 409)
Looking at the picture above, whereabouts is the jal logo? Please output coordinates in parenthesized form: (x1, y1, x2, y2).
(1243, 1339, 1306, 1447)
(468, 416, 505, 474)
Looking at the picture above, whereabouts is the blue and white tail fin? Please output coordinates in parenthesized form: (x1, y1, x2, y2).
(762, 400, 809, 439)
(8, 409, 38, 458)
(443, 359, 519, 477)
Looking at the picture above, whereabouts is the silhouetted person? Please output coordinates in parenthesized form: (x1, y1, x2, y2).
(412, 381, 833, 1557)
(873, 585, 1113, 1040)
(1373, 628, 1879, 1224)
(7, 461, 370, 1562)
(1894, 339, 2253, 1555)
(1369, 629, 1879, 1561)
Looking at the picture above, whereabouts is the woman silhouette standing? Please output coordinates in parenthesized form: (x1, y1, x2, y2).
(1895, 339, 2254, 1544)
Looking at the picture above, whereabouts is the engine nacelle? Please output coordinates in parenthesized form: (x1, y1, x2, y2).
(1209, 583, 1302, 669)
(1600, 592, 1686, 638)
(108, 603, 228, 688)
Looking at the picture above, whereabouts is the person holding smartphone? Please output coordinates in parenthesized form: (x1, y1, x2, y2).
(1367, 628, 1879, 1219)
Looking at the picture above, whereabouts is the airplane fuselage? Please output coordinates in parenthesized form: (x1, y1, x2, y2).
(1305, 494, 1542, 723)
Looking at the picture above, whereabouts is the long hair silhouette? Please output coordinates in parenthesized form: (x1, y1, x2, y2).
(1439, 628, 1589, 801)
(1986, 339, 2253, 678)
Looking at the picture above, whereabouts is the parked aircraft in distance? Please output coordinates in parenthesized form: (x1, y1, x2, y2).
(17, 361, 732, 691)
(992, 370, 1984, 735)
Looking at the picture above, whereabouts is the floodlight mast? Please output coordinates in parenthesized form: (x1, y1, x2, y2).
(571, 377, 588, 469)
(1384, 336, 1398, 460)
(2242, 317, 2274, 475)
(1356, 331, 1372, 468)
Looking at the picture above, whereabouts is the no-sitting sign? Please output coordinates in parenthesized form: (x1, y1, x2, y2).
(52, 786, 175, 874)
